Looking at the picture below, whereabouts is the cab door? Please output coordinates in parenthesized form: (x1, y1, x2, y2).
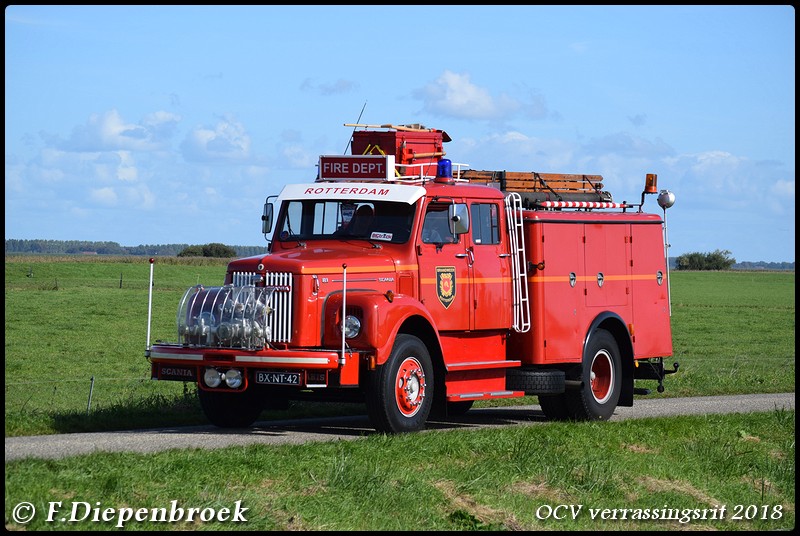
(468, 201, 512, 330)
(417, 201, 472, 331)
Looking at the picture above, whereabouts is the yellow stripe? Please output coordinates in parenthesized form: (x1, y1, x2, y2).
(298, 265, 655, 284)
(421, 277, 511, 284)
(530, 274, 659, 283)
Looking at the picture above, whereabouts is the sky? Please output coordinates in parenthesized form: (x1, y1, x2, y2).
(5, 5, 795, 263)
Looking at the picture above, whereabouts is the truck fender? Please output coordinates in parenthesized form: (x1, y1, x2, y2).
(322, 292, 441, 366)
(584, 311, 635, 406)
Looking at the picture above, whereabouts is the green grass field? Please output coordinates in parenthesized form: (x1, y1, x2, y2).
(4, 257, 795, 531)
(4, 256, 794, 436)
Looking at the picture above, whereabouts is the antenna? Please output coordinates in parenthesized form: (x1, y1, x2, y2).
(344, 101, 367, 154)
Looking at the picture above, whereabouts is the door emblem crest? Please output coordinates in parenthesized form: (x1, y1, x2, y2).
(436, 266, 456, 309)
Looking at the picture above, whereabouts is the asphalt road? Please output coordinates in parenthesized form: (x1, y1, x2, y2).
(5, 393, 794, 462)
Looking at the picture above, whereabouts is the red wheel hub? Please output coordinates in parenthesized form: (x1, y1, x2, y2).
(394, 356, 426, 417)
(590, 350, 614, 404)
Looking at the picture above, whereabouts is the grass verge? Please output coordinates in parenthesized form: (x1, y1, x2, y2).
(4, 409, 794, 531)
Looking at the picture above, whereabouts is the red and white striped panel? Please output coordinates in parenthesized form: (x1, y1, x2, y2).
(537, 201, 630, 209)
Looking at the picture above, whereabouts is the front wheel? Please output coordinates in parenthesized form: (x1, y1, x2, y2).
(431, 399, 474, 419)
(566, 328, 621, 421)
(366, 334, 434, 433)
(198, 388, 263, 428)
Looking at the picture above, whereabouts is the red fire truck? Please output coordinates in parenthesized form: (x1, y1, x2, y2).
(146, 123, 678, 433)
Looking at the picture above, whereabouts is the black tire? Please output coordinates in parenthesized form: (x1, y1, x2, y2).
(367, 334, 434, 433)
(198, 388, 263, 428)
(538, 394, 571, 421)
(565, 328, 621, 421)
(445, 400, 474, 416)
(506, 369, 565, 394)
(430, 399, 474, 419)
(263, 398, 291, 411)
(260, 388, 291, 411)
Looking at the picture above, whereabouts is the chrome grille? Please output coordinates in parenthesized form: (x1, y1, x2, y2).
(176, 271, 293, 348)
(262, 271, 293, 343)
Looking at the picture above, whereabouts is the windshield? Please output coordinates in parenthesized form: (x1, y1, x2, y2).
(276, 199, 416, 244)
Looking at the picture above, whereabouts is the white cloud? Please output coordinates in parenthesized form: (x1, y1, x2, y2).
(689, 151, 745, 191)
(142, 111, 182, 141)
(415, 70, 540, 121)
(57, 109, 179, 152)
(34, 163, 68, 184)
(115, 151, 138, 182)
(280, 144, 316, 168)
(180, 115, 251, 163)
(122, 183, 155, 210)
(90, 187, 118, 206)
(69, 206, 90, 219)
(772, 178, 795, 199)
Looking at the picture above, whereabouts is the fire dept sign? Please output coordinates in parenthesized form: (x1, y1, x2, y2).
(318, 155, 395, 181)
(436, 266, 456, 309)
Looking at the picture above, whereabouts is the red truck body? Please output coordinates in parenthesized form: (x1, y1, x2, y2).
(146, 124, 678, 433)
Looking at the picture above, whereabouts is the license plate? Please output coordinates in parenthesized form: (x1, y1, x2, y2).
(255, 371, 301, 385)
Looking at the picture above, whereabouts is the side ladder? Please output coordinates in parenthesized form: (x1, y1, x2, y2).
(505, 192, 531, 333)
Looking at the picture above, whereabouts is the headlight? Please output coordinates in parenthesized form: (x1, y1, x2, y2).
(342, 314, 362, 338)
(224, 369, 243, 389)
(203, 367, 222, 388)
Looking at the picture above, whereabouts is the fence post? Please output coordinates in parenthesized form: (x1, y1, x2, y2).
(86, 376, 95, 415)
(120, 273, 123, 289)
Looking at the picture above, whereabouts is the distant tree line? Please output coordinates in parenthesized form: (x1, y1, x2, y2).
(668, 250, 794, 271)
(5, 240, 794, 270)
(676, 249, 736, 270)
(732, 260, 795, 271)
(5, 239, 265, 258)
(177, 243, 238, 258)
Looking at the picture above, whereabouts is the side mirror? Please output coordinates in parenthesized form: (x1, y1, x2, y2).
(448, 203, 470, 235)
(261, 199, 275, 234)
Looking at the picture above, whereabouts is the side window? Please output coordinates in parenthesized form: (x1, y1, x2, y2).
(422, 205, 456, 244)
(471, 203, 500, 245)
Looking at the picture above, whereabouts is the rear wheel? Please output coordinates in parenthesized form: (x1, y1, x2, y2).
(367, 334, 434, 433)
(566, 328, 621, 420)
(538, 394, 571, 421)
(198, 388, 264, 428)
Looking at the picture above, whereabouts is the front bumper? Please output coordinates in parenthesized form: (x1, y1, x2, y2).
(148, 344, 365, 390)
